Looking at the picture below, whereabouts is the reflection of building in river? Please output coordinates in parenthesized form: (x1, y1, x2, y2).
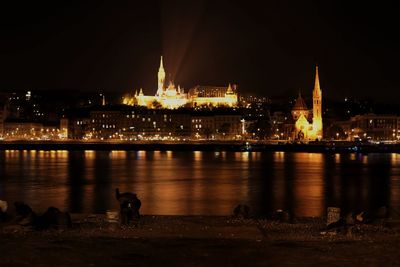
(1, 150, 397, 217)
(291, 153, 325, 217)
(390, 154, 400, 211)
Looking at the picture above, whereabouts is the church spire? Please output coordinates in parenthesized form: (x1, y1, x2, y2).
(312, 65, 323, 139)
(227, 83, 233, 94)
(314, 65, 321, 93)
(157, 55, 166, 96)
(159, 56, 164, 71)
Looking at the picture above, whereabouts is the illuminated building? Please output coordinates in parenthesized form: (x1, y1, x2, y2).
(59, 118, 68, 139)
(191, 110, 242, 140)
(337, 114, 400, 141)
(188, 84, 238, 107)
(292, 66, 323, 140)
(122, 56, 238, 109)
(291, 92, 310, 121)
(0, 105, 4, 137)
(3, 120, 43, 139)
(87, 106, 191, 139)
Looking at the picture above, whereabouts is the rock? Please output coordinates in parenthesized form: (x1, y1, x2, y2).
(375, 206, 389, 219)
(356, 211, 374, 224)
(0, 200, 7, 222)
(327, 218, 346, 230)
(14, 201, 37, 226)
(271, 209, 291, 223)
(0, 200, 8, 213)
(327, 207, 341, 226)
(106, 210, 119, 224)
(2, 225, 24, 233)
(345, 212, 355, 225)
(20, 204, 72, 230)
(18, 212, 37, 226)
(15, 202, 34, 217)
(233, 204, 250, 219)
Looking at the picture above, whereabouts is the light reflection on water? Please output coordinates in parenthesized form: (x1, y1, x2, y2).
(0, 150, 399, 217)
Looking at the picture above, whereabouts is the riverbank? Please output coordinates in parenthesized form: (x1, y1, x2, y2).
(1, 215, 400, 266)
(1, 140, 400, 152)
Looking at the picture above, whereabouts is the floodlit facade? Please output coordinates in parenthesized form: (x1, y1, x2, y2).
(122, 56, 238, 109)
(188, 84, 238, 107)
(0, 105, 4, 138)
(338, 114, 400, 141)
(292, 66, 323, 141)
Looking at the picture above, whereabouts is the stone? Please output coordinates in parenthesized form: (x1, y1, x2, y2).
(356, 211, 374, 224)
(271, 209, 291, 223)
(18, 212, 37, 226)
(375, 206, 389, 219)
(233, 204, 250, 219)
(327, 218, 346, 230)
(327, 207, 341, 225)
(0, 200, 8, 213)
(35, 207, 72, 230)
(345, 212, 355, 225)
(106, 210, 119, 223)
(0, 200, 7, 222)
(14, 202, 33, 217)
(2, 225, 24, 233)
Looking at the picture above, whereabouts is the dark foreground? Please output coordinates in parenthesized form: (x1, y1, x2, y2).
(1, 215, 400, 266)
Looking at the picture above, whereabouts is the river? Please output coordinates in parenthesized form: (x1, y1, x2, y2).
(0, 150, 399, 217)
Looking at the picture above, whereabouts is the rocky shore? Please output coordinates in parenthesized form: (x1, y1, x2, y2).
(1, 214, 400, 266)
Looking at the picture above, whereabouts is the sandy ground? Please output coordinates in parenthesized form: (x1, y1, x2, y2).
(1, 215, 400, 267)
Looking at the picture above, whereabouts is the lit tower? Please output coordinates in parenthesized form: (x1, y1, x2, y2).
(156, 56, 166, 96)
(312, 66, 323, 139)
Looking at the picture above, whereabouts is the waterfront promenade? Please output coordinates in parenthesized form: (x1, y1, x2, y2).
(1, 140, 400, 153)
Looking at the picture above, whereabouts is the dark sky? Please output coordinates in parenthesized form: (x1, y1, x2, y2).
(0, 1, 399, 102)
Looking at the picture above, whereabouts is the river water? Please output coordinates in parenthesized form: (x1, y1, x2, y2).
(0, 150, 399, 217)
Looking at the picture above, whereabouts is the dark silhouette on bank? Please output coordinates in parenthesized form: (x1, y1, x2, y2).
(115, 188, 141, 225)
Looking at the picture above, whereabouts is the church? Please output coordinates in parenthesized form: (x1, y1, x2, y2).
(291, 66, 323, 141)
(122, 56, 238, 109)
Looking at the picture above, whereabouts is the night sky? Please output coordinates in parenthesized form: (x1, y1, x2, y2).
(0, 1, 399, 102)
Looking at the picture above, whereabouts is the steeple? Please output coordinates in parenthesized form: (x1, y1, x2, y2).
(159, 56, 164, 71)
(157, 55, 166, 96)
(313, 66, 321, 95)
(101, 94, 106, 106)
(227, 83, 233, 94)
(312, 65, 323, 139)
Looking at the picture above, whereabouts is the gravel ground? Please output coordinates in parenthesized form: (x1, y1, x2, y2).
(1, 215, 400, 266)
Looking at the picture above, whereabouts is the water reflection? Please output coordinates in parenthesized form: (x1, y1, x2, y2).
(0, 150, 397, 217)
(292, 153, 324, 217)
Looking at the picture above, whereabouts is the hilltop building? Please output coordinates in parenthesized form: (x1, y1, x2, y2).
(123, 56, 238, 109)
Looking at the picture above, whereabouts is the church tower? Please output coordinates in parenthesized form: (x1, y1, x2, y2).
(312, 66, 323, 139)
(156, 56, 166, 96)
